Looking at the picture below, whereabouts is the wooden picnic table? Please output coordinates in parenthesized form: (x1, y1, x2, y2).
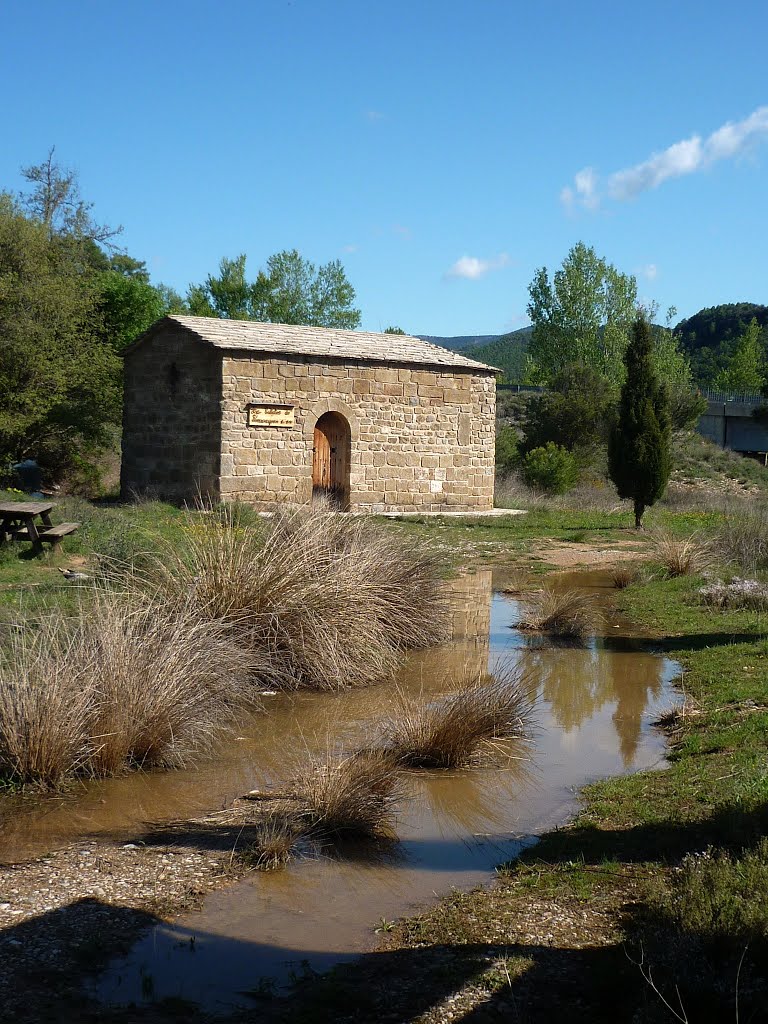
(0, 501, 79, 555)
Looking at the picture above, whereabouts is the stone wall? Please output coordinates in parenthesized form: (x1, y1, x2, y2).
(220, 354, 496, 512)
(121, 327, 222, 501)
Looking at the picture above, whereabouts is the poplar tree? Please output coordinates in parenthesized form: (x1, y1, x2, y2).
(608, 317, 671, 529)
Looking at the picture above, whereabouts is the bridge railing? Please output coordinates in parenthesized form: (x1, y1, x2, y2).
(701, 389, 764, 404)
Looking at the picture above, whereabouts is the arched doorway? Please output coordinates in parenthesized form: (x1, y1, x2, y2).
(312, 411, 351, 510)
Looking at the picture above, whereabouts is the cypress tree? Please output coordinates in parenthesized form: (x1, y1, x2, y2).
(608, 317, 671, 529)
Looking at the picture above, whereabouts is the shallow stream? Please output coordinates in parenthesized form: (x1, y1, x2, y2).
(0, 569, 679, 1013)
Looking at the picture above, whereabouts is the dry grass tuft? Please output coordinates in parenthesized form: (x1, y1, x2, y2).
(129, 503, 449, 691)
(287, 748, 402, 839)
(717, 503, 768, 572)
(381, 665, 535, 770)
(610, 563, 642, 589)
(516, 584, 600, 640)
(649, 530, 713, 578)
(241, 809, 305, 871)
(0, 589, 254, 788)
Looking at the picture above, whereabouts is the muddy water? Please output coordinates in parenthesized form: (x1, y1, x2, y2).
(1, 570, 679, 1013)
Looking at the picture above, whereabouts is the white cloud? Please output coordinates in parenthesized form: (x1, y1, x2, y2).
(445, 252, 511, 280)
(560, 105, 768, 210)
(609, 135, 703, 200)
(639, 263, 658, 281)
(392, 223, 412, 239)
(342, 244, 358, 253)
(561, 166, 599, 211)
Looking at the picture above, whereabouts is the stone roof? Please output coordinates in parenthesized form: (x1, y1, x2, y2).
(129, 316, 499, 373)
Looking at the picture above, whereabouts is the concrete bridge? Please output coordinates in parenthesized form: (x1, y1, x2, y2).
(697, 391, 768, 455)
(498, 383, 768, 457)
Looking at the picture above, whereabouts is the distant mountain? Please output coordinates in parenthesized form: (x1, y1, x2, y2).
(674, 303, 768, 386)
(416, 334, 503, 353)
(418, 327, 533, 380)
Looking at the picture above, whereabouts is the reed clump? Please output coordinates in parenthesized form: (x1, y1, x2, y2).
(649, 530, 713, 578)
(241, 809, 305, 871)
(0, 590, 254, 788)
(516, 584, 599, 640)
(610, 563, 642, 589)
(716, 503, 768, 572)
(132, 503, 449, 691)
(287, 749, 402, 839)
(381, 666, 535, 769)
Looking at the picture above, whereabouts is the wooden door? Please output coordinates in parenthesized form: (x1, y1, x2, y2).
(312, 412, 350, 510)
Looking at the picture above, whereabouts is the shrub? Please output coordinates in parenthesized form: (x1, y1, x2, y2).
(522, 364, 616, 457)
(495, 425, 519, 474)
(521, 443, 578, 495)
(381, 665, 535, 769)
(698, 577, 768, 611)
(516, 583, 599, 640)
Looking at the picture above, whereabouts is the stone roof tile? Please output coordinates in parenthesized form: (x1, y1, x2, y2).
(132, 316, 499, 373)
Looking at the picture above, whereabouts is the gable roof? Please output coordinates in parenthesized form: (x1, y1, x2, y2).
(126, 316, 499, 373)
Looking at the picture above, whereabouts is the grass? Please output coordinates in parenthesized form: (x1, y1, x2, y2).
(380, 665, 535, 769)
(271, 514, 768, 1023)
(648, 528, 713, 578)
(610, 563, 642, 589)
(0, 589, 254, 788)
(287, 748, 402, 840)
(132, 502, 450, 691)
(516, 582, 599, 639)
(241, 809, 305, 871)
(717, 501, 768, 571)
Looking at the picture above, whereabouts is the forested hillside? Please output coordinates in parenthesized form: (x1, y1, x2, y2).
(674, 303, 768, 386)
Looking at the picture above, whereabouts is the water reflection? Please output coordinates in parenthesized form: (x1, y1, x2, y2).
(82, 569, 678, 1011)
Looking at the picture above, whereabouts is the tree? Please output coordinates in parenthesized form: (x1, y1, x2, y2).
(20, 147, 121, 246)
(522, 363, 616, 459)
(526, 242, 638, 385)
(96, 271, 168, 352)
(0, 193, 120, 478)
(608, 317, 671, 529)
(384, 325, 406, 334)
(189, 249, 360, 329)
(712, 318, 765, 394)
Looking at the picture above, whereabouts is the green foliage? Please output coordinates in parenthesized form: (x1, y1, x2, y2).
(96, 270, 167, 351)
(494, 425, 519, 473)
(189, 249, 360, 329)
(522, 363, 616, 457)
(674, 302, 768, 387)
(608, 318, 672, 527)
(0, 192, 120, 478)
(712, 317, 766, 393)
(521, 442, 579, 494)
(526, 242, 638, 385)
(384, 325, 405, 334)
(470, 327, 532, 381)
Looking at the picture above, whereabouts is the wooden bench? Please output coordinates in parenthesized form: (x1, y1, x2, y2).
(39, 523, 80, 552)
(12, 522, 80, 553)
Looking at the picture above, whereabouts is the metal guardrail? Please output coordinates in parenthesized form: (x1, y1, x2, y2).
(496, 384, 546, 394)
(701, 389, 764, 404)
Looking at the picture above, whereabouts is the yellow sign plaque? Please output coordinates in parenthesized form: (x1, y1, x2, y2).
(247, 404, 295, 428)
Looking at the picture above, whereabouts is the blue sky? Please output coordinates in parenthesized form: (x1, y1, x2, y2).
(2, 0, 766, 336)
